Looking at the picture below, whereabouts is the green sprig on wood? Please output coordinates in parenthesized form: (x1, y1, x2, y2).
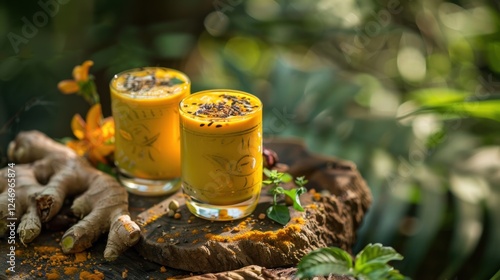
(263, 168, 307, 225)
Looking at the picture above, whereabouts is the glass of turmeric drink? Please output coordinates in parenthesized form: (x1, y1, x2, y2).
(179, 89, 263, 220)
(110, 67, 190, 196)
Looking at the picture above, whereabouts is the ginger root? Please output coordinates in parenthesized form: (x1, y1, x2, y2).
(0, 130, 140, 261)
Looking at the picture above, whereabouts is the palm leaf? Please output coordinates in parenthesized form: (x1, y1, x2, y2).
(398, 167, 447, 277)
(439, 174, 486, 279)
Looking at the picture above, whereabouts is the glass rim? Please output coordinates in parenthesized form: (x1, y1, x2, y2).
(179, 89, 263, 120)
(109, 66, 191, 96)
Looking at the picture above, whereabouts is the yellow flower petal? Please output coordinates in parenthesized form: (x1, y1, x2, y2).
(71, 114, 86, 140)
(73, 60, 93, 82)
(86, 104, 102, 134)
(96, 143, 115, 157)
(102, 116, 114, 125)
(81, 60, 94, 81)
(72, 65, 83, 81)
(101, 118, 115, 139)
(58, 80, 79, 94)
(66, 140, 88, 156)
(89, 149, 108, 165)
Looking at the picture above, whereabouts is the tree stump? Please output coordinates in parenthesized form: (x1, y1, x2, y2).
(135, 139, 372, 274)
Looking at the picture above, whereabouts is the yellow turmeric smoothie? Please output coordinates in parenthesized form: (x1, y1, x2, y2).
(110, 67, 190, 195)
(180, 90, 262, 220)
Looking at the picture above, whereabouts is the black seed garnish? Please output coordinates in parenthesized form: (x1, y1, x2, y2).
(191, 94, 259, 118)
(117, 70, 184, 93)
(216, 124, 222, 128)
(200, 123, 205, 127)
(208, 122, 213, 127)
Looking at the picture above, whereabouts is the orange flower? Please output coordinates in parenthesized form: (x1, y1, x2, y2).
(58, 60, 99, 105)
(58, 60, 94, 94)
(66, 104, 115, 165)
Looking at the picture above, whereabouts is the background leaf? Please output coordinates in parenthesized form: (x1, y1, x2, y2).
(439, 174, 487, 279)
(398, 167, 446, 276)
(410, 88, 468, 106)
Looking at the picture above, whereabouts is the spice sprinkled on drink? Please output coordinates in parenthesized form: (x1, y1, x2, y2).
(113, 68, 185, 97)
(181, 93, 261, 130)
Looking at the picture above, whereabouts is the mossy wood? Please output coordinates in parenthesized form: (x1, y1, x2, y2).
(135, 138, 372, 273)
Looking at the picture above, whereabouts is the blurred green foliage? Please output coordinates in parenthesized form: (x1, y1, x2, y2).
(1, 0, 499, 279)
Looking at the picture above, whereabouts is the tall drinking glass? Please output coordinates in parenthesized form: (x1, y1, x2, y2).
(110, 67, 190, 196)
(179, 90, 263, 220)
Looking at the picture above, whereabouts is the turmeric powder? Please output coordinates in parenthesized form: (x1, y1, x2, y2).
(64, 267, 79, 276)
(206, 219, 304, 244)
(79, 270, 104, 280)
(8, 241, 109, 279)
(46, 269, 60, 280)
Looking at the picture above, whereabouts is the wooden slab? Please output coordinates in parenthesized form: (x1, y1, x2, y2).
(135, 139, 372, 273)
(0, 138, 370, 279)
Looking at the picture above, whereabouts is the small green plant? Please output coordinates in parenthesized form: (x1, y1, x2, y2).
(263, 168, 308, 225)
(296, 243, 406, 280)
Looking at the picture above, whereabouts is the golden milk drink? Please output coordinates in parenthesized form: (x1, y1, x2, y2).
(179, 90, 263, 220)
(110, 67, 190, 196)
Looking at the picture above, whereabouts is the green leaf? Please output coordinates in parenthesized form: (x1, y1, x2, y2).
(266, 205, 290, 225)
(490, 269, 500, 280)
(386, 269, 406, 280)
(296, 247, 354, 279)
(262, 179, 272, 185)
(269, 187, 285, 195)
(402, 98, 500, 122)
(78, 79, 100, 105)
(410, 88, 468, 106)
(446, 99, 500, 121)
(268, 186, 285, 196)
(263, 168, 273, 178)
(356, 263, 389, 279)
(274, 186, 285, 194)
(399, 169, 446, 278)
(297, 186, 307, 196)
(264, 168, 293, 181)
(371, 181, 413, 245)
(282, 188, 306, 211)
(281, 172, 293, 183)
(355, 243, 403, 272)
(439, 185, 484, 279)
(356, 263, 404, 280)
(295, 176, 308, 187)
(477, 183, 500, 280)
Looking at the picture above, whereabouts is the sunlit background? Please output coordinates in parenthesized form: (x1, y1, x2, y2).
(1, 0, 499, 279)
